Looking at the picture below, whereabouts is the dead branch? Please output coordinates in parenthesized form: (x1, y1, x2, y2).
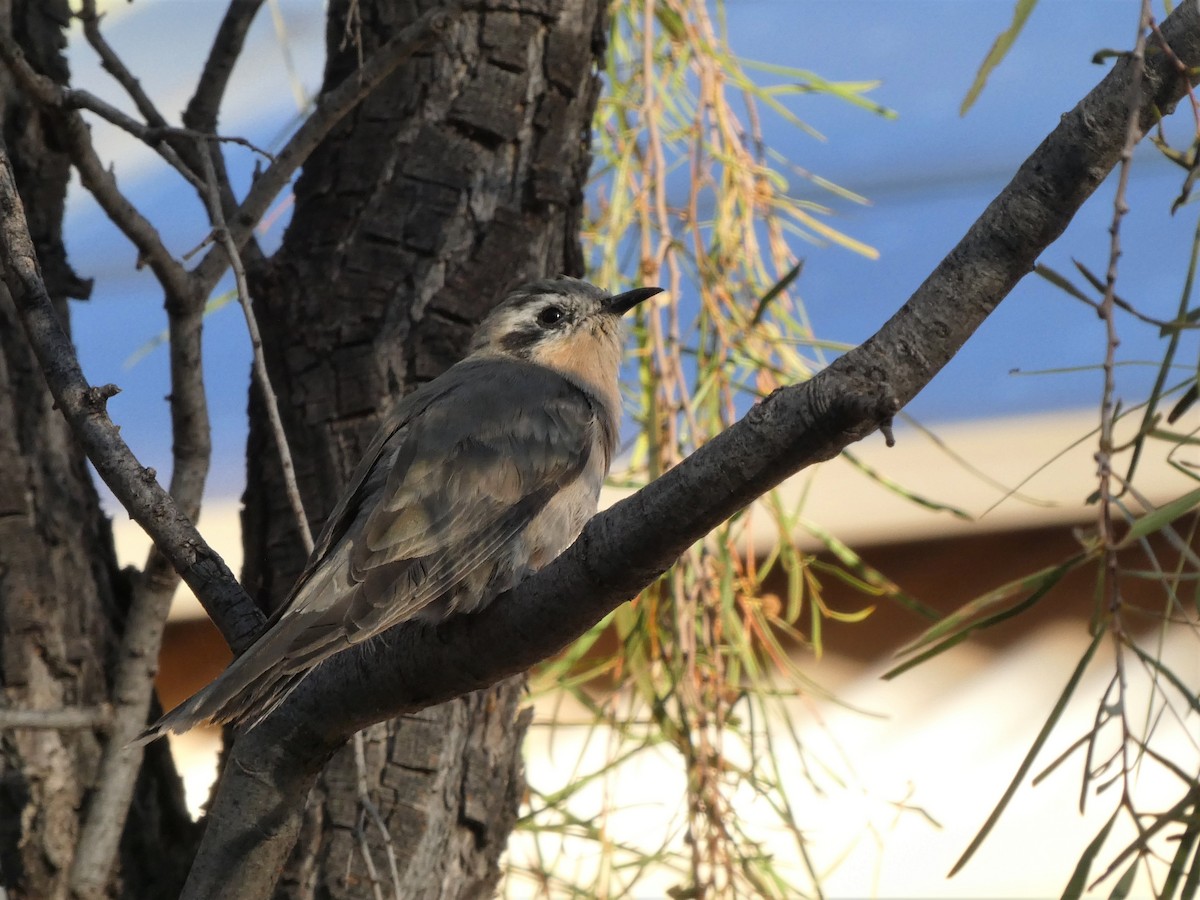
(198, 142, 315, 554)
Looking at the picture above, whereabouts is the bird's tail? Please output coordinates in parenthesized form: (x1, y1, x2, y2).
(130, 644, 308, 746)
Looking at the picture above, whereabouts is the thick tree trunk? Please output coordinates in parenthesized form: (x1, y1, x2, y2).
(0, 3, 195, 897)
(241, 0, 606, 895)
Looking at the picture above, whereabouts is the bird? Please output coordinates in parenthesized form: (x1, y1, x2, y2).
(135, 276, 662, 743)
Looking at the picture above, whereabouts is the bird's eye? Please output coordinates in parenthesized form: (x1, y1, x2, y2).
(537, 305, 565, 327)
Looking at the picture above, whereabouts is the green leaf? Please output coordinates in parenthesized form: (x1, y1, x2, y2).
(654, 5, 686, 41)
(1107, 858, 1139, 900)
(961, 0, 1040, 115)
(1118, 485, 1200, 545)
(1127, 642, 1200, 716)
(737, 57, 897, 119)
(842, 450, 973, 520)
(1159, 810, 1200, 900)
(1061, 810, 1119, 900)
(750, 261, 804, 326)
(895, 553, 1089, 658)
(1035, 262, 1098, 307)
(1182, 829, 1200, 900)
(950, 629, 1104, 876)
(800, 517, 939, 620)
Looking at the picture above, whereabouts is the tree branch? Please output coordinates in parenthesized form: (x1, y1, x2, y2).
(0, 29, 193, 302)
(68, 563, 188, 899)
(77, 0, 170, 130)
(179, 0, 268, 236)
(180, 3, 1200, 896)
(79, 0, 272, 227)
(71, 258, 214, 894)
(198, 140, 315, 553)
(0, 0, 463, 673)
(0, 149, 266, 652)
(184, 0, 267, 136)
(59, 87, 271, 184)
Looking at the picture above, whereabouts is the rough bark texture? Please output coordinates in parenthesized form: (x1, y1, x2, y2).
(0, 2, 195, 898)
(240, 0, 606, 896)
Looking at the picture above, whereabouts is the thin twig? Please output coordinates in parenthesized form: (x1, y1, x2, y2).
(351, 732, 400, 900)
(1089, 9, 1151, 891)
(1034, 262, 1186, 330)
(64, 88, 274, 165)
(59, 88, 202, 186)
(197, 141, 314, 553)
(0, 707, 112, 730)
(1096, 0, 1152, 592)
(0, 142, 260, 894)
(0, 29, 191, 301)
(350, 812, 385, 900)
(77, 0, 168, 129)
(180, 0, 269, 226)
(75, 0, 273, 230)
(1149, 15, 1200, 132)
(191, 1, 463, 297)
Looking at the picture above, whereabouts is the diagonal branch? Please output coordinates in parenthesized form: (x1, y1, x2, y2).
(78, 0, 269, 224)
(0, 151, 266, 652)
(179, 3, 1200, 897)
(185, 0, 267, 136)
(179, 0, 268, 233)
(77, 0, 169, 130)
(2, 11, 267, 890)
(68, 159, 221, 900)
(59, 87, 272, 186)
(198, 140, 314, 554)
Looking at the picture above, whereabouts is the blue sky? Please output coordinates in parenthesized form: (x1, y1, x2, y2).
(61, 1, 1200, 499)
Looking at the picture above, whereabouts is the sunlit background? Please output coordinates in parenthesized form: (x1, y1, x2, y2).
(68, 1, 1200, 896)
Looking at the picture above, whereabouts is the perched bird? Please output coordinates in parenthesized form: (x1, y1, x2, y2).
(137, 277, 661, 743)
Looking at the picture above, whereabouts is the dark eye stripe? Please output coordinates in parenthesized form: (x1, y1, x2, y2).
(498, 325, 541, 359)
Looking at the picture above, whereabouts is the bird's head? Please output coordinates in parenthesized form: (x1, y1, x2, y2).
(469, 277, 663, 398)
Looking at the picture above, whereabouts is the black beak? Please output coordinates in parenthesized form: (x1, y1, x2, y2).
(605, 286, 664, 315)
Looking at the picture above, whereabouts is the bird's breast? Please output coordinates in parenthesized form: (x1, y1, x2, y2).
(523, 456, 607, 570)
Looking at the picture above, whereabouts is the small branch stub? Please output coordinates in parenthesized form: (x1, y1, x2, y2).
(880, 417, 896, 447)
(84, 383, 121, 407)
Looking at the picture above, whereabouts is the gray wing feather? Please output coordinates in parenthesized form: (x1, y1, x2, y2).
(136, 359, 600, 740)
(295, 363, 599, 634)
